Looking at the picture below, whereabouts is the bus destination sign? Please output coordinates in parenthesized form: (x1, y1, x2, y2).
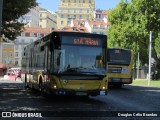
(74, 38, 99, 46)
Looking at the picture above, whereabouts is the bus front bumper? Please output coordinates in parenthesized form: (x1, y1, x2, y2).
(50, 89, 108, 96)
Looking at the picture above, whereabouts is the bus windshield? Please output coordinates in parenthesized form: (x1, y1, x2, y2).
(52, 45, 106, 75)
(108, 49, 131, 65)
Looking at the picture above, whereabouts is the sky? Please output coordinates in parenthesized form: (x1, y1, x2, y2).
(37, 0, 121, 12)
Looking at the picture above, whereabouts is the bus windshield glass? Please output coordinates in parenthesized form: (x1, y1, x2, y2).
(108, 49, 131, 65)
(52, 36, 106, 75)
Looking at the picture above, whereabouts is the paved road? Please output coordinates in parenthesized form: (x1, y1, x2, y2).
(0, 79, 160, 120)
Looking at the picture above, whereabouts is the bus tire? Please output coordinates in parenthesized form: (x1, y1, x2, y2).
(24, 74, 29, 89)
(39, 78, 43, 92)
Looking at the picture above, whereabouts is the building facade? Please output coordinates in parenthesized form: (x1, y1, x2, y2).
(14, 28, 52, 67)
(0, 28, 52, 67)
(57, 0, 95, 29)
(0, 42, 15, 67)
(39, 8, 57, 29)
(19, 6, 40, 28)
(69, 18, 110, 35)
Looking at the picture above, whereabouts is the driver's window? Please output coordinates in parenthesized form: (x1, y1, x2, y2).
(54, 50, 65, 72)
(95, 55, 103, 68)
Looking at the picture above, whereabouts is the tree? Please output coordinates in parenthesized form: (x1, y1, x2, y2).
(2, 0, 37, 40)
(108, 0, 160, 68)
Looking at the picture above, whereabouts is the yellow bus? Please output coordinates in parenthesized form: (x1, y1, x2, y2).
(108, 48, 134, 88)
(21, 31, 108, 96)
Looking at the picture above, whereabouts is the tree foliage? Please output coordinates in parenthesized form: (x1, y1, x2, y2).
(108, 0, 160, 68)
(2, 0, 37, 40)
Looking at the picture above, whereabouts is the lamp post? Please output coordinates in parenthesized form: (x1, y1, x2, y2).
(148, 31, 152, 86)
(0, 0, 3, 37)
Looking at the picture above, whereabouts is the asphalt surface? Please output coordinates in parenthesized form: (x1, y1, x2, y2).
(0, 78, 160, 120)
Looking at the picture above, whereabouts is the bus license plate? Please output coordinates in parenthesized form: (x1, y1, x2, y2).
(76, 92, 87, 96)
(100, 91, 106, 95)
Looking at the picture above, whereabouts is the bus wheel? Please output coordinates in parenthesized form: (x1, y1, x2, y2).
(24, 74, 29, 89)
(39, 82, 43, 92)
(39, 82, 48, 97)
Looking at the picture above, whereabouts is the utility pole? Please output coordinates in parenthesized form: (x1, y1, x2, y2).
(148, 31, 152, 86)
(0, 0, 3, 36)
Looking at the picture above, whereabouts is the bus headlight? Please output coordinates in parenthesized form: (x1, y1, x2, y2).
(54, 85, 57, 89)
(102, 86, 105, 90)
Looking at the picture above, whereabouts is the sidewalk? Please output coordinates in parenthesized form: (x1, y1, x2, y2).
(0, 76, 23, 83)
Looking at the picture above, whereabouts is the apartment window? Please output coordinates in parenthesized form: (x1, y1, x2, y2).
(93, 25, 97, 28)
(68, 15, 71, 19)
(74, 9, 76, 13)
(100, 24, 104, 28)
(79, 15, 82, 19)
(100, 32, 104, 35)
(86, 15, 89, 20)
(107, 25, 110, 28)
(83, 0, 85, 3)
(37, 33, 41, 38)
(68, 9, 70, 13)
(68, 0, 70, 2)
(30, 32, 35, 37)
(15, 45, 19, 50)
(87, 9, 89, 13)
(3, 52, 6, 56)
(80, 9, 82, 13)
(74, 0, 76, 3)
(89, 0, 91, 3)
(9, 52, 12, 57)
(15, 39, 19, 43)
(61, 14, 64, 18)
(10, 44, 13, 48)
(74, 15, 76, 18)
(67, 21, 70, 25)
(3, 44, 6, 48)
(61, 21, 64, 25)
(15, 59, 18, 65)
(21, 32, 25, 37)
(15, 52, 18, 57)
(9, 60, 12, 64)
(21, 39, 25, 43)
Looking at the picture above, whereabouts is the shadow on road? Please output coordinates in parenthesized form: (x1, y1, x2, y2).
(0, 82, 106, 112)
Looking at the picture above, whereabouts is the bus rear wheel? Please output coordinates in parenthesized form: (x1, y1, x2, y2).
(24, 74, 29, 88)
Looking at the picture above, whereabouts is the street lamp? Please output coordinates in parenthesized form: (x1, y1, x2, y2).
(148, 31, 152, 86)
